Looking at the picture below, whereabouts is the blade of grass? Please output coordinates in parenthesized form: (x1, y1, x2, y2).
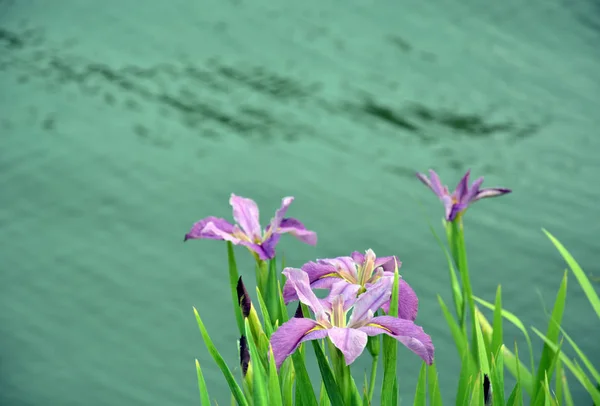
(561, 364, 575, 406)
(469, 374, 484, 406)
(195, 359, 212, 406)
(413, 362, 427, 406)
(438, 295, 469, 360)
(543, 229, 600, 319)
(533, 271, 568, 400)
(474, 296, 535, 374)
(255, 287, 274, 337)
(227, 242, 245, 336)
(532, 328, 600, 405)
(193, 307, 248, 406)
(268, 344, 283, 406)
(427, 362, 443, 406)
(311, 340, 346, 406)
(491, 286, 504, 361)
(245, 319, 269, 406)
(556, 325, 600, 385)
(291, 349, 319, 406)
(490, 350, 505, 406)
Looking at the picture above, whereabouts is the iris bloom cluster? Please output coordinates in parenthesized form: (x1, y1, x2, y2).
(271, 257, 434, 368)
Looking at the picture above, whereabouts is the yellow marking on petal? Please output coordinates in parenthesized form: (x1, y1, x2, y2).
(366, 323, 392, 334)
(318, 273, 342, 279)
(305, 325, 326, 335)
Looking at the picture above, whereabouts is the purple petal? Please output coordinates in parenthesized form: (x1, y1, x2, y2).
(351, 251, 365, 264)
(454, 170, 470, 201)
(320, 257, 359, 283)
(375, 255, 401, 274)
(462, 176, 484, 204)
(282, 268, 325, 315)
(229, 194, 262, 240)
(474, 187, 511, 201)
(278, 218, 317, 245)
(326, 327, 368, 366)
(184, 217, 236, 241)
(380, 278, 419, 321)
(359, 316, 434, 365)
(283, 261, 342, 304)
(322, 281, 361, 311)
(448, 202, 468, 222)
(348, 278, 392, 326)
(428, 169, 447, 198)
(270, 318, 328, 369)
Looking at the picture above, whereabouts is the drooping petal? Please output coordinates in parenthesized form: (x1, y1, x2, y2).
(322, 281, 361, 311)
(184, 217, 236, 241)
(474, 187, 512, 201)
(359, 316, 434, 365)
(348, 277, 392, 327)
(379, 278, 419, 321)
(282, 268, 325, 315)
(327, 326, 369, 366)
(375, 255, 401, 274)
(270, 317, 328, 369)
(229, 194, 262, 240)
(277, 218, 317, 245)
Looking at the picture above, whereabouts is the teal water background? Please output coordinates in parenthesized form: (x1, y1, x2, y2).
(1, 0, 599, 404)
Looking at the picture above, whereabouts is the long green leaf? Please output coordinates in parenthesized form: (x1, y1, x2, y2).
(474, 309, 490, 376)
(532, 328, 600, 405)
(193, 307, 248, 406)
(414, 362, 427, 406)
(557, 325, 600, 385)
(268, 345, 283, 406)
(227, 242, 245, 336)
(533, 271, 568, 399)
(255, 287, 274, 337)
(490, 350, 505, 406)
(427, 362, 443, 406)
(469, 374, 484, 406)
(311, 340, 346, 406)
(267, 258, 280, 326)
(245, 319, 269, 406)
(195, 359, 212, 406)
(456, 348, 476, 406)
(491, 286, 504, 361)
(474, 296, 535, 374)
(543, 229, 600, 319)
(291, 349, 319, 406)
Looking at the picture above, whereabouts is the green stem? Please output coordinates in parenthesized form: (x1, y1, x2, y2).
(367, 355, 379, 402)
(449, 217, 479, 366)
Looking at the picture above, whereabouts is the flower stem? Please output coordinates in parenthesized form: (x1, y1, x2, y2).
(367, 354, 379, 401)
(449, 217, 479, 365)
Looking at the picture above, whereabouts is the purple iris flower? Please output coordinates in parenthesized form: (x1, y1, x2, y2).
(184, 194, 317, 260)
(283, 249, 419, 321)
(270, 268, 434, 368)
(416, 169, 511, 222)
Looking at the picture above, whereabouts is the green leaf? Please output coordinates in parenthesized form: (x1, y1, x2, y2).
(195, 359, 212, 406)
(557, 325, 600, 386)
(469, 374, 484, 406)
(506, 343, 523, 406)
(291, 349, 319, 406)
(475, 308, 533, 395)
(413, 362, 427, 406)
(456, 348, 476, 406)
(267, 344, 283, 406)
(427, 362, 443, 406)
(311, 340, 346, 406)
(560, 362, 575, 406)
(193, 307, 248, 406)
(491, 286, 504, 362)
(438, 295, 469, 360)
(532, 328, 600, 405)
(255, 287, 274, 338)
(227, 242, 245, 337)
(474, 308, 490, 376)
(533, 271, 568, 399)
(490, 350, 505, 406)
(474, 296, 535, 374)
(381, 265, 400, 406)
(245, 319, 269, 406)
(277, 280, 289, 324)
(543, 229, 600, 319)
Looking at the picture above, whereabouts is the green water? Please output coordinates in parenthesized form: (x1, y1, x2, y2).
(1, 0, 599, 404)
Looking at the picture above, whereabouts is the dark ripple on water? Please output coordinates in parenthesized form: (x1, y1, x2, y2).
(0, 26, 545, 149)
